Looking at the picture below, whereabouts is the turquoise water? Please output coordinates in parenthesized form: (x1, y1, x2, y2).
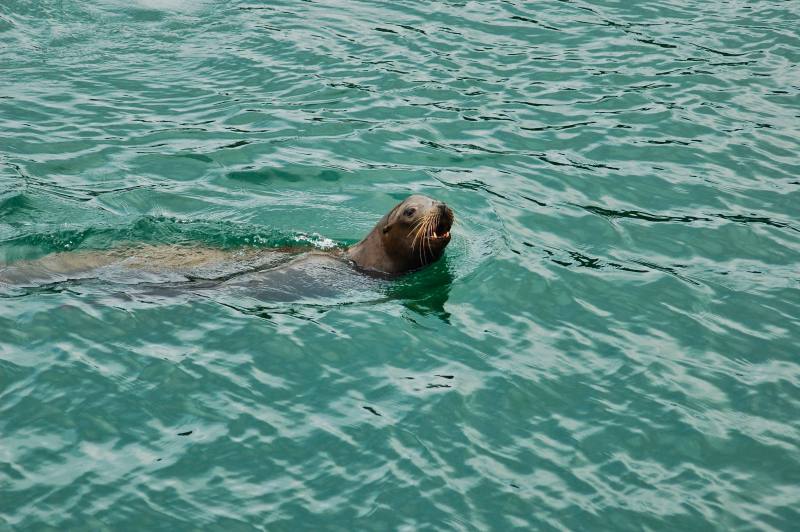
(2, 0, 799, 529)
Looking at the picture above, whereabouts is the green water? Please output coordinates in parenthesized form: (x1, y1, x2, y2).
(2, 0, 799, 529)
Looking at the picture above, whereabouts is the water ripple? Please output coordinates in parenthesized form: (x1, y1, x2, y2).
(2, 0, 800, 529)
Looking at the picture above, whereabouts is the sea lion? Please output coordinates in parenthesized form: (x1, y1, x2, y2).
(0, 195, 454, 291)
(346, 194, 454, 275)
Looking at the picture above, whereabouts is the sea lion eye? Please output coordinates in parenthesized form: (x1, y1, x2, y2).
(403, 207, 416, 217)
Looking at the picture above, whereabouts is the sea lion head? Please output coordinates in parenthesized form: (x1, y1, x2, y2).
(381, 194, 454, 263)
(347, 195, 454, 275)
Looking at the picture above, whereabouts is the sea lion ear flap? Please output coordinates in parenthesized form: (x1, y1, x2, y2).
(381, 204, 400, 234)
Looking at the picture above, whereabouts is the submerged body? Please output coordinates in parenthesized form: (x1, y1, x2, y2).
(0, 244, 300, 287)
(0, 195, 454, 297)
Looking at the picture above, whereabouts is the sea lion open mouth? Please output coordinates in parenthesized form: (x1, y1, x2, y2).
(428, 206, 453, 240)
(412, 202, 453, 247)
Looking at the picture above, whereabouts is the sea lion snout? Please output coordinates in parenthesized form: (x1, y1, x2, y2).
(436, 203, 453, 229)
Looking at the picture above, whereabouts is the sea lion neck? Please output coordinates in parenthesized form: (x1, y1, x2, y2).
(346, 224, 404, 274)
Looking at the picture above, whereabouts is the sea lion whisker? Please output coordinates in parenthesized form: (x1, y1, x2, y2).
(413, 222, 428, 264)
(412, 215, 428, 249)
(422, 215, 432, 260)
(416, 222, 424, 263)
(411, 219, 421, 239)
(428, 212, 439, 257)
(412, 211, 429, 233)
(422, 215, 434, 261)
(419, 216, 431, 262)
(418, 212, 434, 240)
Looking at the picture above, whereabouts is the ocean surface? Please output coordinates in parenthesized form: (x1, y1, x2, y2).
(1, 0, 799, 529)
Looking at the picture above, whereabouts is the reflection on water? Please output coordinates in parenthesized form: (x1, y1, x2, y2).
(389, 259, 455, 322)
